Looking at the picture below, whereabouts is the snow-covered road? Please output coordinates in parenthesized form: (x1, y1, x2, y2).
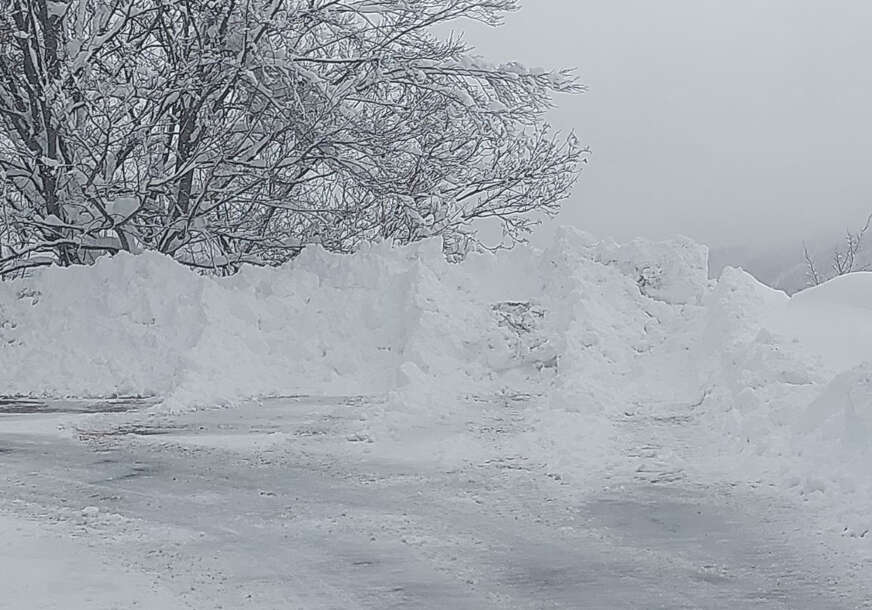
(1, 396, 871, 609)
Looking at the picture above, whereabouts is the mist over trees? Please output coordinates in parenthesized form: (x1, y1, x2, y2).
(0, 0, 586, 276)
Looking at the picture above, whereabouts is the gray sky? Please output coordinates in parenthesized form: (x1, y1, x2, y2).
(461, 0, 872, 250)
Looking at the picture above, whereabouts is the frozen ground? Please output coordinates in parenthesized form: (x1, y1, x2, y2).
(1, 396, 871, 609)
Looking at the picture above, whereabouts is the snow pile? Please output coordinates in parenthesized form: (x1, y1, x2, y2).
(0, 253, 205, 397)
(695, 267, 819, 421)
(767, 272, 872, 374)
(595, 235, 709, 305)
(776, 277, 872, 498)
(0, 227, 708, 406)
(704, 270, 872, 465)
(689, 267, 872, 534)
(0, 241, 500, 401)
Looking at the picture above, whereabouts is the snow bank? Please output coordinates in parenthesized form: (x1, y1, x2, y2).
(765, 272, 872, 374)
(0, 227, 707, 407)
(0, 252, 205, 397)
(790, 274, 872, 440)
(691, 269, 872, 534)
(0, 241, 495, 401)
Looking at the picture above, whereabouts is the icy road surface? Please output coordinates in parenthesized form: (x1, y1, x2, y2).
(1, 396, 871, 609)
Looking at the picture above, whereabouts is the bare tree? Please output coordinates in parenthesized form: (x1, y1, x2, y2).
(803, 213, 872, 287)
(802, 242, 821, 287)
(0, 0, 587, 276)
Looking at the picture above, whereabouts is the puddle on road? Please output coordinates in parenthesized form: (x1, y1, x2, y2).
(0, 397, 158, 415)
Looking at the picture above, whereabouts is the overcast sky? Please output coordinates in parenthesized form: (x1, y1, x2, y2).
(461, 0, 872, 250)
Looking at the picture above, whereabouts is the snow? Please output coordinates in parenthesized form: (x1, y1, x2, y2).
(0, 227, 696, 405)
(2, 227, 872, 545)
(766, 271, 872, 373)
(5, 397, 868, 607)
(0, 513, 186, 609)
(106, 195, 139, 220)
(685, 269, 872, 537)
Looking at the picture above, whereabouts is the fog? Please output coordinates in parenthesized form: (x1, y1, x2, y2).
(461, 0, 872, 252)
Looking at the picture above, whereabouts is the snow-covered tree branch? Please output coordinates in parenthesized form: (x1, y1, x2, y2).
(0, 0, 586, 275)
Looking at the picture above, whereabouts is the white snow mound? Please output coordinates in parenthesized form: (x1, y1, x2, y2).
(0, 227, 708, 406)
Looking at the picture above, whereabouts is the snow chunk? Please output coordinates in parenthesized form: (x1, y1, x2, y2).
(106, 196, 139, 220)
